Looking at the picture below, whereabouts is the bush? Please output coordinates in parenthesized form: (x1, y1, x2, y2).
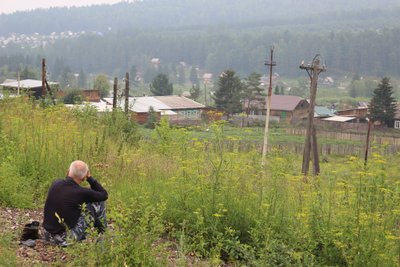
(62, 89, 83, 104)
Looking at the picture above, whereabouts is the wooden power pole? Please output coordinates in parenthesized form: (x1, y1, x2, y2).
(125, 72, 130, 116)
(300, 55, 326, 176)
(204, 82, 207, 107)
(262, 47, 276, 165)
(42, 58, 46, 96)
(41, 58, 56, 105)
(113, 77, 118, 109)
(364, 118, 373, 166)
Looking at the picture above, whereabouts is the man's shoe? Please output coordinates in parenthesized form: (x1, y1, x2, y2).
(20, 221, 40, 241)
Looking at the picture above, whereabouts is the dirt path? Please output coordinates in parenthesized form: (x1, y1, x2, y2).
(0, 207, 68, 266)
(1, 207, 229, 266)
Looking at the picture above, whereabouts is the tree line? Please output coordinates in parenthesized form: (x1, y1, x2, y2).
(0, 0, 398, 35)
(1, 27, 400, 83)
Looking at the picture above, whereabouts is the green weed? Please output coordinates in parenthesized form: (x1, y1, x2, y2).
(0, 97, 399, 265)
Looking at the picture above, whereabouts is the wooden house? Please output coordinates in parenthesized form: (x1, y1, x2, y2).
(393, 106, 400, 129)
(153, 95, 205, 121)
(336, 107, 368, 123)
(104, 95, 205, 124)
(244, 95, 309, 124)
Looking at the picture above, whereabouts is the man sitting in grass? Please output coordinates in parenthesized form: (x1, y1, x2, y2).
(43, 160, 108, 246)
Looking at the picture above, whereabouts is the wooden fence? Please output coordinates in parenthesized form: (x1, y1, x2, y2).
(210, 140, 400, 157)
(285, 128, 400, 146)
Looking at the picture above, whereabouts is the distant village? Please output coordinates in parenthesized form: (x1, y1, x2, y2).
(1, 75, 399, 130)
(0, 30, 105, 49)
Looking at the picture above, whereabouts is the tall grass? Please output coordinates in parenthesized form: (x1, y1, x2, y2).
(0, 97, 399, 265)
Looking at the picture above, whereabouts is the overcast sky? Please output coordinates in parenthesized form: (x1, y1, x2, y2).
(0, 0, 124, 14)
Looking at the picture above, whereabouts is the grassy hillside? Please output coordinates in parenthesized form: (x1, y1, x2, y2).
(0, 98, 399, 265)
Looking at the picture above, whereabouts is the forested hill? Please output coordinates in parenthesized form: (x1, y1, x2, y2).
(1, 0, 400, 35)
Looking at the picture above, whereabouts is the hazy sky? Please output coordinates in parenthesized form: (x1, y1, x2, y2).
(0, 0, 124, 14)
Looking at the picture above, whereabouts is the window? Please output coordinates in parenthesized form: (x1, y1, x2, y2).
(395, 120, 400, 129)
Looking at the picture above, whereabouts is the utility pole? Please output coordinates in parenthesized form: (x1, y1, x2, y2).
(300, 55, 326, 176)
(262, 47, 276, 165)
(204, 82, 207, 106)
(17, 71, 20, 96)
(41, 58, 56, 105)
(125, 72, 130, 116)
(42, 58, 46, 97)
(364, 118, 373, 166)
(113, 77, 118, 109)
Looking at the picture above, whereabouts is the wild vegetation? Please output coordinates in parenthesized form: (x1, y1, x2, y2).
(0, 98, 399, 266)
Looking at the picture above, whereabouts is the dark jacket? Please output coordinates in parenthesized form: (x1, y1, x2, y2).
(43, 176, 108, 234)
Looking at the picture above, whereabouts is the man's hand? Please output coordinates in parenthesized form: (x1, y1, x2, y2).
(85, 170, 91, 181)
(80, 170, 90, 183)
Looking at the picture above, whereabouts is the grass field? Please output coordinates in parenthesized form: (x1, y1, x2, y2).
(1, 97, 399, 266)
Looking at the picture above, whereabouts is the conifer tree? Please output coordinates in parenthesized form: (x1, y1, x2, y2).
(150, 73, 173, 96)
(274, 85, 280, 95)
(369, 77, 397, 127)
(242, 72, 263, 116)
(214, 69, 243, 117)
(189, 67, 199, 86)
(189, 84, 200, 100)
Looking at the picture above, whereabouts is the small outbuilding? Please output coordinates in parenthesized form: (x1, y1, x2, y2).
(0, 79, 58, 99)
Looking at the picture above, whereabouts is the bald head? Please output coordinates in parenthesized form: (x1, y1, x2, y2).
(68, 160, 89, 183)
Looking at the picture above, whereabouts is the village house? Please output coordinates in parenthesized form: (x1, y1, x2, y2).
(392, 106, 400, 129)
(153, 95, 205, 121)
(336, 107, 368, 123)
(243, 94, 309, 124)
(103, 95, 205, 124)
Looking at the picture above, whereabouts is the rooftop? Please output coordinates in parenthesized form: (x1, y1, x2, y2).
(322, 116, 356, 122)
(154, 95, 205, 110)
(269, 95, 306, 111)
(314, 106, 335, 117)
(0, 79, 58, 89)
(104, 96, 204, 113)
